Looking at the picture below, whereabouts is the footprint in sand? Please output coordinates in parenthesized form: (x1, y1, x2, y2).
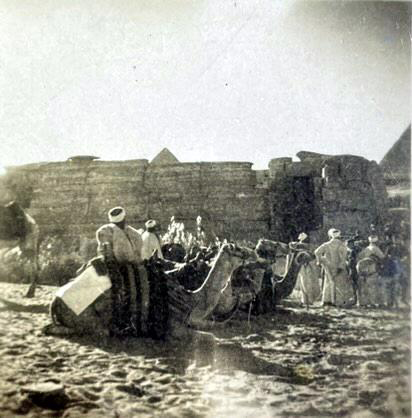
(154, 375, 174, 384)
(32, 361, 51, 369)
(115, 384, 145, 397)
(62, 402, 100, 417)
(109, 370, 128, 379)
(86, 385, 104, 394)
(146, 394, 162, 403)
(69, 376, 97, 385)
(77, 389, 101, 402)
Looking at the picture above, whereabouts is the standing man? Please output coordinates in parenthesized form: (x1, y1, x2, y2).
(294, 232, 321, 307)
(96, 207, 146, 336)
(315, 228, 348, 307)
(358, 235, 385, 261)
(141, 220, 164, 261)
(346, 239, 363, 306)
(357, 235, 385, 306)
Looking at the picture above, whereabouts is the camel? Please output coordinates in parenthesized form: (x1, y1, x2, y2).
(46, 243, 262, 338)
(185, 244, 263, 326)
(45, 238, 325, 338)
(253, 239, 316, 312)
(0, 201, 39, 297)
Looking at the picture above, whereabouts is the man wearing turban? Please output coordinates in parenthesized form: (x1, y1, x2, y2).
(141, 220, 164, 261)
(96, 207, 145, 336)
(315, 228, 348, 306)
(358, 235, 385, 262)
(356, 235, 385, 306)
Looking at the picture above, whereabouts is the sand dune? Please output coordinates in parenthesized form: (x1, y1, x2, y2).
(0, 282, 409, 417)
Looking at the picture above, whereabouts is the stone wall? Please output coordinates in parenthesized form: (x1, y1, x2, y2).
(145, 162, 269, 241)
(6, 159, 148, 240)
(0, 150, 388, 246)
(268, 152, 388, 242)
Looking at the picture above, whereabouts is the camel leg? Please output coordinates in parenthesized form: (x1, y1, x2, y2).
(25, 251, 39, 298)
(25, 267, 38, 298)
(25, 281, 37, 298)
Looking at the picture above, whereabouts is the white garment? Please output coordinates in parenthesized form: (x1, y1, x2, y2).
(315, 238, 350, 306)
(55, 266, 111, 315)
(96, 223, 142, 264)
(298, 261, 321, 305)
(141, 231, 164, 261)
(315, 238, 347, 272)
(358, 244, 385, 262)
(321, 268, 353, 306)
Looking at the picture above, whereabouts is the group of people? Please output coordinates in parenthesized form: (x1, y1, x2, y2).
(93, 206, 409, 335)
(297, 225, 409, 309)
(96, 207, 164, 336)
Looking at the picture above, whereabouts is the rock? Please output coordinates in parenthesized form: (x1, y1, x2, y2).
(21, 382, 69, 410)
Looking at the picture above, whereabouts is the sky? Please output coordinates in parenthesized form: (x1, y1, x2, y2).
(0, 0, 410, 170)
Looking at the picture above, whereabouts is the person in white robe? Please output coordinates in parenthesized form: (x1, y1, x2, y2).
(96, 207, 147, 334)
(141, 220, 164, 261)
(356, 235, 385, 306)
(295, 232, 321, 307)
(315, 228, 351, 307)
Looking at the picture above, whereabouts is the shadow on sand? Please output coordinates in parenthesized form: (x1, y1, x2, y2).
(1, 296, 329, 385)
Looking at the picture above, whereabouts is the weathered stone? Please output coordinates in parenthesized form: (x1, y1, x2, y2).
(0, 149, 388, 247)
(268, 158, 292, 178)
(21, 383, 69, 410)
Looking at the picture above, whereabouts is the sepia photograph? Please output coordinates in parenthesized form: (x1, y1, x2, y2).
(0, 1, 410, 417)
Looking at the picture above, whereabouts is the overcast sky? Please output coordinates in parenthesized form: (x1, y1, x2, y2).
(0, 0, 410, 170)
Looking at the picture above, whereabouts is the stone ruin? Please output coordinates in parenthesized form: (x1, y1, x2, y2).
(0, 149, 388, 246)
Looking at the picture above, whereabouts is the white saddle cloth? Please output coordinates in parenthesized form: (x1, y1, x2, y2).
(55, 266, 112, 315)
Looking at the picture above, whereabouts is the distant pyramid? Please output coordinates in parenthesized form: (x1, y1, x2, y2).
(150, 148, 179, 165)
(380, 125, 411, 182)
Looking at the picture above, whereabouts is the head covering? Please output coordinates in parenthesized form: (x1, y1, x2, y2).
(298, 232, 308, 242)
(145, 219, 157, 230)
(328, 228, 341, 239)
(368, 235, 378, 243)
(108, 207, 126, 223)
(196, 215, 202, 225)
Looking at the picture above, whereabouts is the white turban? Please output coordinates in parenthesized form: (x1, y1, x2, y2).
(145, 219, 157, 229)
(298, 232, 308, 242)
(108, 207, 126, 223)
(328, 228, 341, 239)
(368, 235, 378, 243)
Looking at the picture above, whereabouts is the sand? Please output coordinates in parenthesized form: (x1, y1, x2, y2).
(0, 282, 410, 418)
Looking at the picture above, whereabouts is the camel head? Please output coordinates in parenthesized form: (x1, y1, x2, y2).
(255, 239, 290, 262)
(0, 201, 27, 240)
(255, 239, 314, 268)
(220, 243, 258, 265)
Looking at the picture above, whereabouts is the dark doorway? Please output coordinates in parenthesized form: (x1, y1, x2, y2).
(271, 176, 318, 242)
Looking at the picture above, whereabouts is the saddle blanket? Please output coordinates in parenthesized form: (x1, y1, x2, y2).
(55, 266, 112, 315)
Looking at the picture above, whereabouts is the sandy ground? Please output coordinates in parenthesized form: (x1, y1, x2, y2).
(0, 282, 410, 418)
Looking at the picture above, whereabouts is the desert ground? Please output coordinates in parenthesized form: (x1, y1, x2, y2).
(0, 282, 409, 418)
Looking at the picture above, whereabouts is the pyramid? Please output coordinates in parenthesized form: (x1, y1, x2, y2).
(380, 125, 411, 182)
(150, 148, 179, 165)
